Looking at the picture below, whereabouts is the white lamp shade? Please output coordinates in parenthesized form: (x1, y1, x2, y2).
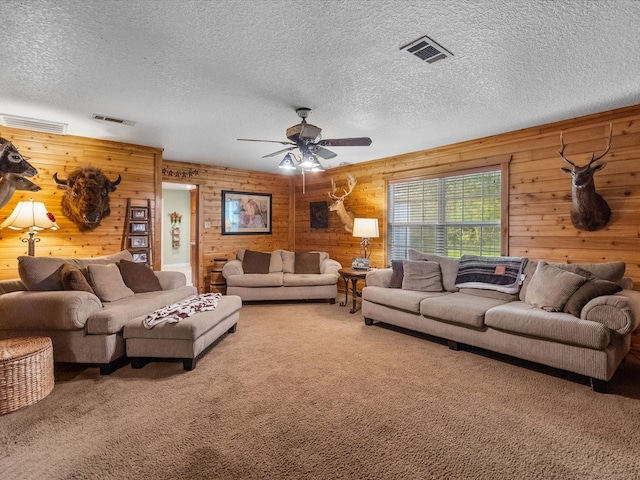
(0, 199, 59, 231)
(352, 218, 379, 238)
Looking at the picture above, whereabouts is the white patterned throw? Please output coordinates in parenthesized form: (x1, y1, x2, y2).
(144, 293, 222, 329)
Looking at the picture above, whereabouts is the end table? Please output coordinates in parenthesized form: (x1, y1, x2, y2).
(338, 267, 369, 314)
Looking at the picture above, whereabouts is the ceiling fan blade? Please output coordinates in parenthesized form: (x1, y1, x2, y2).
(237, 138, 296, 146)
(262, 146, 297, 158)
(317, 137, 372, 147)
(310, 145, 338, 159)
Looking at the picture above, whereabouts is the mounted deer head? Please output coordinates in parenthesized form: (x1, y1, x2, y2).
(559, 124, 612, 231)
(328, 173, 357, 233)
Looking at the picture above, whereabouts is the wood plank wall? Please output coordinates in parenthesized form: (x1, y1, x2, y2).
(161, 160, 293, 292)
(0, 126, 161, 280)
(293, 104, 640, 351)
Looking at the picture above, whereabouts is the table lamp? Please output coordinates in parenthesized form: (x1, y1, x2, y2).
(0, 198, 59, 256)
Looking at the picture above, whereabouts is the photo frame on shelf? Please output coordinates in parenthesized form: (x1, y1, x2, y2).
(130, 207, 148, 220)
(222, 190, 272, 235)
(131, 222, 148, 233)
(132, 251, 149, 264)
(130, 236, 148, 248)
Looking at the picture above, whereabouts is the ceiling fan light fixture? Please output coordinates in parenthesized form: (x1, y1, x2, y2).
(278, 153, 297, 170)
(300, 154, 321, 169)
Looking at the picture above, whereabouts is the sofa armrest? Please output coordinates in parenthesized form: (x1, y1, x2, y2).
(155, 271, 187, 290)
(0, 278, 27, 295)
(321, 259, 342, 277)
(222, 259, 244, 278)
(365, 268, 393, 288)
(581, 290, 640, 335)
(0, 290, 102, 330)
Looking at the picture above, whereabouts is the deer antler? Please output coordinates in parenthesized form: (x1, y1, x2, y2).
(328, 174, 357, 200)
(559, 123, 613, 167)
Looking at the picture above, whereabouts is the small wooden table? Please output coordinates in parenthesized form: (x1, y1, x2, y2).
(338, 267, 369, 314)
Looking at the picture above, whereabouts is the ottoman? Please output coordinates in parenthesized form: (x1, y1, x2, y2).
(0, 337, 54, 415)
(123, 295, 241, 370)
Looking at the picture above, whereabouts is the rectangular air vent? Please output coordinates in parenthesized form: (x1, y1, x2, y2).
(0, 113, 68, 134)
(400, 35, 453, 64)
(92, 113, 136, 126)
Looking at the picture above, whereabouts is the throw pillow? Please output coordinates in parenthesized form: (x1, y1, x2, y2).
(563, 279, 623, 317)
(18, 256, 69, 291)
(242, 250, 271, 274)
(117, 260, 162, 293)
(87, 263, 134, 302)
(389, 260, 404, 288)
(60, 264, 94, 294)
(524, 261, 587, 312)
(401, 260, 443, 292)
(408, 249, 460, 292)
(551, 261, 626, 283)
(280, 250, 295, 273)
(295, 252, 321, 274)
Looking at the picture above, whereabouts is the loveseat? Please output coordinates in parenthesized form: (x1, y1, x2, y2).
(362, 250, 640, 392)
(222, 249, 341, 302)
(0, 250, 197, 374)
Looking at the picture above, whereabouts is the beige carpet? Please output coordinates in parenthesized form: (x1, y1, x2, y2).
(1, 300, 640, 480)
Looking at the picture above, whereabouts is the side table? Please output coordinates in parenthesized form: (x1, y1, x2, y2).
(209, 258, 227, 294)
(338, 267, 369, 314)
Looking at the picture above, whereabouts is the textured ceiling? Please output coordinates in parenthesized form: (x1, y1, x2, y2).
(2, 0, 640, 175)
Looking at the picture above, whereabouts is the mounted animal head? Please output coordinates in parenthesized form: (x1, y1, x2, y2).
(559, 124, 612, 231)
(0, 138, 38, 177)
(0, 173, 41, 210)
(328, 173, 357, 233)
(53, 166, 122, 231)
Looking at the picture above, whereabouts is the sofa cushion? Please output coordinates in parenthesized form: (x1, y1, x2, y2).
(455, 254, 527, 294)
(295, 252, 320, 274)
(563, 279, 622, 317)
(60, 264, 94, 294)
(87, 263, 135, 302)
(117, 260, 162, 293)
(485, 301, 610, 350)
(408, 250, 459, 292)
(525, 261, 587, 312)
(18, 250, 134, 291)
(242, 250, 271, 274)
(402, 260, 443, 292)
(225, 272, 284, 287)
(363, 285, 446, 314)
(389, 260, 404, 288)
(280, 250, 295, 273)
(420, 292, 508, 328)
(550, 261, 625, 283)
(283, 273, 338, 287)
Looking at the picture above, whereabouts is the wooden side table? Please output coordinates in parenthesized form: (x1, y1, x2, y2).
(338, 267, 369, 314)
(209, 258, 227, 294)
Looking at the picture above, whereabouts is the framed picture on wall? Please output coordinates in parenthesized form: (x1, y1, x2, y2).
(310, 201, 329, 229)
(222, 190, 272, 235)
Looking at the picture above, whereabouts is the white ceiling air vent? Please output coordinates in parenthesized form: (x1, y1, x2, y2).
(92, 113, 136, 126)
(400, 35, 453, 64)
(0, 113, 68, 134)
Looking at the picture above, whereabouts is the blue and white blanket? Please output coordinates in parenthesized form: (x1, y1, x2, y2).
(454, 254, 527, 294)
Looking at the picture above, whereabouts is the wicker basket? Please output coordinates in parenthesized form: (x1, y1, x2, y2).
(0, 337, 54, 415)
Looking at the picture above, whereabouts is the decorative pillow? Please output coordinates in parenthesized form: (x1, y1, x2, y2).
(280, 250, 295, 273)
(295, 252, 321, 274)
(87, 263, 134, 302)
(455, 254, 527, 294)
(408, 250, 460, 292)
(117, 260, 162, 293)
(269, 250, 283, 273)
(242, 250, 271, 274)
(389, 260, 404, 289)
(401, 260, 443, 292)
(524, 261, 587, 312)
(563, 279, 623, 317)
(19, 256, 70, 291)
(550, 261, 625, 283)
(60, 264, 94, 294)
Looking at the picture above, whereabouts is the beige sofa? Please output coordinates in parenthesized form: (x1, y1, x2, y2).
(222, 249, 341, 302)
(0, 250, 197, 374)
(362, 250, 640, 392)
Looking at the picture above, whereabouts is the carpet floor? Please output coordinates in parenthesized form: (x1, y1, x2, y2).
(1, 300, 640, 479)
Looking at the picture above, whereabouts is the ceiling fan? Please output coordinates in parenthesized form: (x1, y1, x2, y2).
(237, 108, 372, 171)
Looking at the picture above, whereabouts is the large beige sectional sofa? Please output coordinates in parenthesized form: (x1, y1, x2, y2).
(362, 250, 640, 392)
(223, 249, 341, 302)
(0, 250, 197, 374)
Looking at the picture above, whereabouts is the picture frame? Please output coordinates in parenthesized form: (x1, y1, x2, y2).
(222, 190, 272, 235)
(130, 207, 148, 220)
(132, 251, 149, 264)
(130, 222, 148, 233)
(130, 236, 148, 248)
(310, 201, 329, 229)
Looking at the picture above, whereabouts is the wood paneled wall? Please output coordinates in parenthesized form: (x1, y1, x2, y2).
(0, 126, 161, 280)
(161, 160, 293, 292)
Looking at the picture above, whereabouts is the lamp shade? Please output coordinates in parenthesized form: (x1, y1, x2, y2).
(278, 153, 297, 170)
(352, 218, 379, 238)
(0, 199, 58, 230)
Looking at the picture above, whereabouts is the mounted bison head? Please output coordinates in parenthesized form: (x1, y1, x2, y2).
(53, 166, 122, 231)
(0, 138, 38, 177)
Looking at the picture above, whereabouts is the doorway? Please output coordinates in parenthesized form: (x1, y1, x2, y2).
(161, 182, 198, 288)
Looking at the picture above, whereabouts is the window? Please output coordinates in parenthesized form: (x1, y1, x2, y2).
(388, 170, 501, 262)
